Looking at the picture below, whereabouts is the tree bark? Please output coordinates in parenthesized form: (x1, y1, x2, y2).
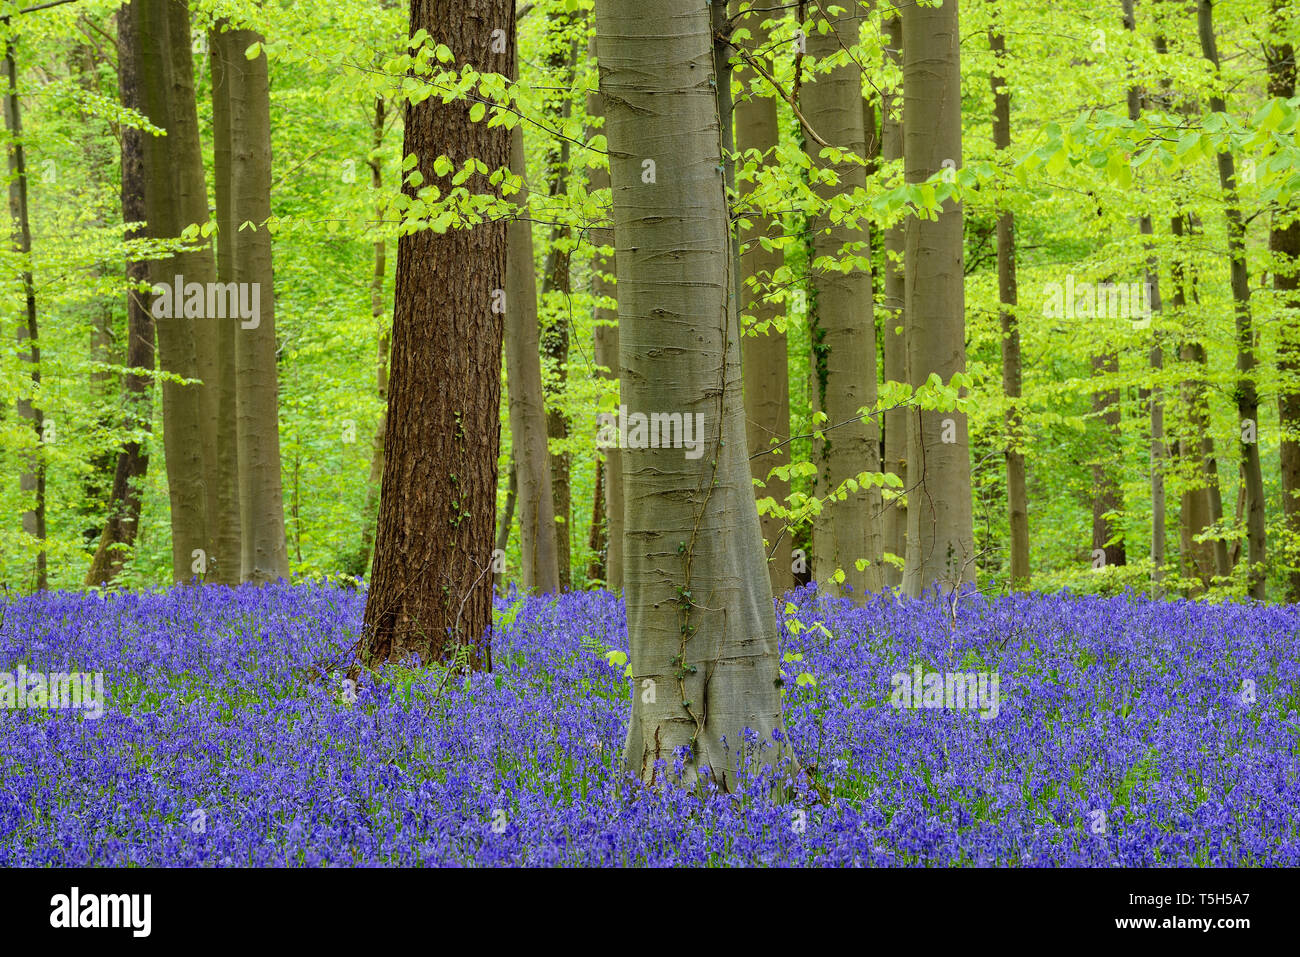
(162, 0, 225, 581)
(733, 0, 792, 596)
(505, 123, 560, 593)
(1269, 0, 1300, 601)
(362, 0, 513, 670)
(901, 0, 974, 595)
(87, 2, 157, 587)
(989, 25, 1028, 589)
(587, 32, 623, 591)
(4, 36, 46, 590)
(208, 21, 243, 584)
(597, 0, 787, 790)
(1122, 0, 1166, 589)
(538, 12, 576, 590)
(1171, 212, 1230, 588)
(1198, 0, 1265, 598)
(134, 0, 208, 582)
(357, 95, 388, 579)
(1090, 351, 1127, 567)
(226, 26, 290, 583)
(803, 8, 882, 600)
(880, 4, 906, 587)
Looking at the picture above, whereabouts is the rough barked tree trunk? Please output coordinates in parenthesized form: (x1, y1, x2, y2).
(597, 0, 788, 790)
(362, 0, 513, 670)
(989, 24, 1028, 589)
(4, 35, 46, 590)
(586, 33, 623, 591)
(1268, 0, 1300, 602)
(208, 21, 243, 585)
(901, 0, 974, 596)
(1199, 0, 1264, 598)
(87, 3, 157, 587)
(1090, 351, 1127, 567)
(803, 10, 882, 601)
(505, 123, 560, 593)
(134, 0, 208, 582)
(227, 26, 289, 583)
(733, 0, 792, 597)
(880, 3, 906, 586)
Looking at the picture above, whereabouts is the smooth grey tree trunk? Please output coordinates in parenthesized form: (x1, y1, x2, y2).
(803, 10, 883, 601)
(208, 22, 244, 585)
(505, 124, 561, 593)
(901, 0, 974, 596)
(880, 4, 906, 587)
(227, 26, 290, 583)
(597, 0, 788, 791)
(733, 0, 792, 597)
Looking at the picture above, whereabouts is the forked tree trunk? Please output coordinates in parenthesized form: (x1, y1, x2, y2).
(733, 0, 792, 596)
(362, 0, 513, 670)
(803, 10, 882, 600)
(505, 123, 560, 593)
(87, 3, 156, 587)
(596, 0, 787, 790)
(226, 26, 290, 583)
(989, 24, 1029, 588)
(901, 0, 974, 595)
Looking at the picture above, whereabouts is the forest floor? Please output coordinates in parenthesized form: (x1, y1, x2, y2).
(0, 584, 1296, 865)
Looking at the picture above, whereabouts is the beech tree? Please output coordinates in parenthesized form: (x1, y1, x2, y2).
(901, 0, 974, 595)
(596, 0, 787, 788)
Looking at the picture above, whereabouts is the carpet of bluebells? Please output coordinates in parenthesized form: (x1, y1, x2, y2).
(1, 583, 1297, 866)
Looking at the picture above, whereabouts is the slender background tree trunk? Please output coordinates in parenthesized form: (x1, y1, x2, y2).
(989, 24, 1028, 589)
(505, 123, 560, 593)
(733, 0, 792, 597)
(87, 3, 156, 587)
